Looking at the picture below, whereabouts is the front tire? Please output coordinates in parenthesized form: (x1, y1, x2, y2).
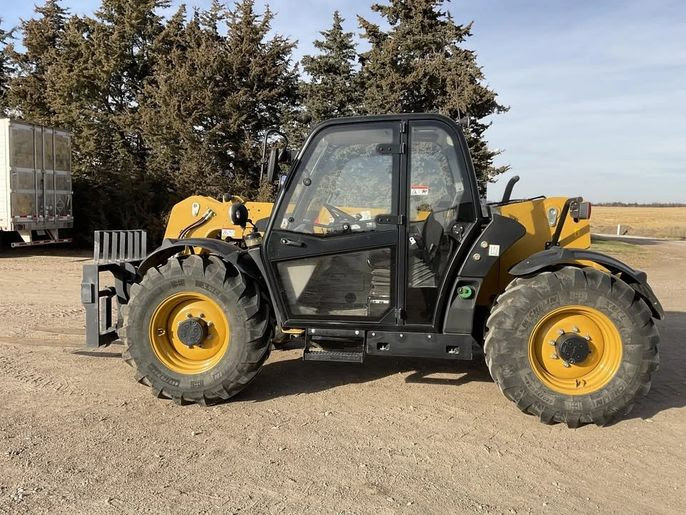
(484, 266, 659, 427)
(120, 254, 270, 404)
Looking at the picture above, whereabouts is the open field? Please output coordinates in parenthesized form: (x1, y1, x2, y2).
(590, 239, 651, 267)
(0, 241, 685, 514)
(591, 206, 686, 239)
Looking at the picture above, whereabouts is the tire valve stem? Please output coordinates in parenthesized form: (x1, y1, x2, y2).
(156, 328, 166, 336)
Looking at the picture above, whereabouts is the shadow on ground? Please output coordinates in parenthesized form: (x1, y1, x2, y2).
(625, 310, 686, 421)
(235, 352, 492, 403)
(0, 245, 91, 260)
(237, 312, 686, 418)
(74, 312, 686, 421)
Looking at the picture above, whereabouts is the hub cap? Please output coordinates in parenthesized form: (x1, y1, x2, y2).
(149, 292, 230, 375)
(556, 333, 591, 364)
(177, 317, 208, 347)
(528, 305, 622, 395)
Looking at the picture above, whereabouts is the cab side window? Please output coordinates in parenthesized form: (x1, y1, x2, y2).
(278, 125, 396, 236)
(406, 123, 475, 324)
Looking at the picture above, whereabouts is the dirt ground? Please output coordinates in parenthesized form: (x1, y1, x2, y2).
(0, 240, 684, 514)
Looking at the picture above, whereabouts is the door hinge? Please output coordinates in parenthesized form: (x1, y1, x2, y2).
(395, 307, 406, 322)
(376, 143, 405, 155)
(400, 120, 407, 133)
(375, 214, 405, 225)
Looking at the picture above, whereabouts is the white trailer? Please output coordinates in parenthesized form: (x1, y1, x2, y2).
(0, 119, 73, 247)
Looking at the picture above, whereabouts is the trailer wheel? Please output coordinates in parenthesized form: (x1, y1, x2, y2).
(120, 254, 270, 404)
(484, 266, 659, 427)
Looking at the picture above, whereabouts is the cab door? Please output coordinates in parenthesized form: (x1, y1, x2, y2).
(263, 120, 403, 327)
(403, 119, 480, 327)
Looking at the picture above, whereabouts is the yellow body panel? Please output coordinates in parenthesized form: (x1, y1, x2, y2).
(478, 197, 593, 303)
(163, 195, 597, 311)
(163, 195, 273, 240)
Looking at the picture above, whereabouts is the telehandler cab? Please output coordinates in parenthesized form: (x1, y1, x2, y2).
(82, 114, 662, 427)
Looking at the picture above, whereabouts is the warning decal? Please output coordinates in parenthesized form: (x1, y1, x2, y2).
(411, 185, 429, 196)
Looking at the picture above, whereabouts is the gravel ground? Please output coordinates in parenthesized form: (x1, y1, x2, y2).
(0, 241, 684, 514)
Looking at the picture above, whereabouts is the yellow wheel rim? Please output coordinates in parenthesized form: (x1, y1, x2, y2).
(149, 292, 230, 375)
(528, 305, 622, 395)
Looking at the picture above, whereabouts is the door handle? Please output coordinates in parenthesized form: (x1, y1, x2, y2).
(280, 237, 304, 247)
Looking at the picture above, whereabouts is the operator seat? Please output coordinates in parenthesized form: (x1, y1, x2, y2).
(408, 211, 443, 288)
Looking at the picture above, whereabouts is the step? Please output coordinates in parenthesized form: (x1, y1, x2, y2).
(303, 348, 364, 363)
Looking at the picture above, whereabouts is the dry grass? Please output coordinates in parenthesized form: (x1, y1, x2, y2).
(590, 239, 651, 267)
(591, 206, 686, 239)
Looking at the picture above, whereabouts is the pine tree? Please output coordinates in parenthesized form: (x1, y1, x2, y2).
(199, 0, 226, 36)
(7, 0, 67, 123)
(43, 0, 170, 236)
(358, 0, 508, 186)
(301, 11, 360, 123)
(0, 19, 12, 114)
(140, 0, 299, 202)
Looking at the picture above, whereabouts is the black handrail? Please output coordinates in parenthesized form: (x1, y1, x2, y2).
(500, 175, 520, 203)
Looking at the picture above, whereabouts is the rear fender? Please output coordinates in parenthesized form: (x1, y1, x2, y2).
(509, 247, 664, 319)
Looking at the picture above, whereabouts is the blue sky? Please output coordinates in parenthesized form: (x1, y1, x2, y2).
(2, 0, 684, 202)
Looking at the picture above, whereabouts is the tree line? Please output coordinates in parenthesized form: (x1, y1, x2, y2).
(594, 202, 686, 208)
(0, 0, 507, 241)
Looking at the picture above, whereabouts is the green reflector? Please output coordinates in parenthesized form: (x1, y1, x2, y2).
(457, 286, 474, 299)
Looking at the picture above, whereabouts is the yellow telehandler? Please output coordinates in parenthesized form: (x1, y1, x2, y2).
(81, 114, 662, 427)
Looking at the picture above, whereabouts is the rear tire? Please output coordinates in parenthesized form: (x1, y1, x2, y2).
(120, 254, 270, 404)
(484, 266, 659, 427)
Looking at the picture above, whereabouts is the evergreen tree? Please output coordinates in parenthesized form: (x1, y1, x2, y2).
(139, 0, 299, 202)
(7, 0, 67, 123)
(43, 0, 170, 236)
(301, 11, 360, 123)
(358, 0, 508, 186)
(0, 19, 11, 114)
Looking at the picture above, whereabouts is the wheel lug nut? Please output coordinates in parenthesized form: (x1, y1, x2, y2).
(200, 313, 206, 318)
(186, 313, 193, 318)
(548, 340, 556, 346)
(572, 326, 580, 333)
(562, 361, 571, 368)
(557, 329, 565, 336)
(550, 353, 559, 359)
(584, 334, 591, 341)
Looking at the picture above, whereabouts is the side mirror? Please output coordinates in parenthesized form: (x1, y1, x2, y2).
(260, 128, 289, 183)
(266, 147, 279, 184)
(229, 202, 249, 229)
